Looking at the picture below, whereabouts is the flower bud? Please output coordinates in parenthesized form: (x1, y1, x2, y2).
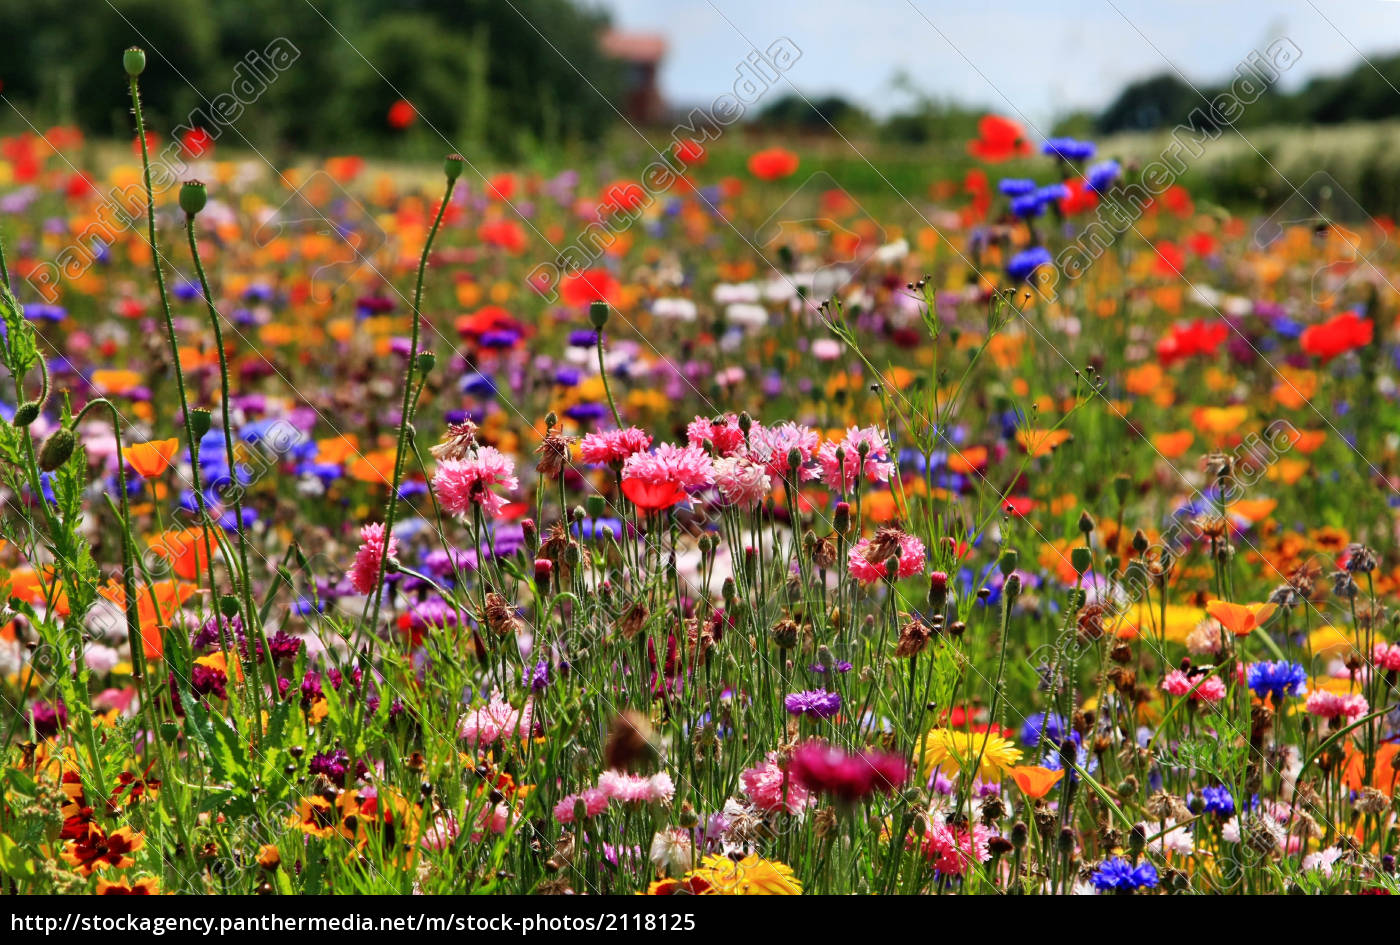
(833, 501, 851, 535)
(585, 494, 606, 519)
(12, 401, 39, 427)
(189, 407, 212, 439)
(999, 548, 1018, 577)
(219, 595, 240, 618)
(415, 351, 436, 374)
(443, 153, 465, 182)
(928, 571, 948, 611)
(38, 428, 75, 471)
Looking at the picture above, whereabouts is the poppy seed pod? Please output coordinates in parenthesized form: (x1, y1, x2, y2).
(179, 180, 207, 217)
(414, 351, 436, 374)
(443, 154, 465, 182)
(189, 407, 212, 439)
(38, 428, 75, 471)
(123, 47, 147, 77)
(589, 301, 609, 330)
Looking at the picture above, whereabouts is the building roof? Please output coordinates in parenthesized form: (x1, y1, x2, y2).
(600, 30, 667, 63)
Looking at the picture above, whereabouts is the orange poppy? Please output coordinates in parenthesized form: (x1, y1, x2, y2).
(1342, 742, 1398, 795)
(1016, 428, 1071, 458)
(122, 438, 180, 478)
(149, 528, 216, 580)
(98, 579, 198, 659)
(1010, 765, 1064, 799)
(1152, 430, 1193, 459)
(1204, 600, 1275, 637)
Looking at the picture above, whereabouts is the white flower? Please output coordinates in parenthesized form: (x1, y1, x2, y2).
(648, 827, 694, 874)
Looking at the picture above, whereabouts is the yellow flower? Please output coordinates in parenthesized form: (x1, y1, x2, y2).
(918, 728, 1022, 782)
(691, 854, 802, 895)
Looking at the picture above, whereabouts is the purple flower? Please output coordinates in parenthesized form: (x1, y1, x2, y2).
(784, 689, 841, 719)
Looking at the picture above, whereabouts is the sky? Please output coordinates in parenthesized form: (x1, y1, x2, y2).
(598, 0, 1400, 124)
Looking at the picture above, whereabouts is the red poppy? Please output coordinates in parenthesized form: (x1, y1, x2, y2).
(599, 179, 646, 216)
(1059, 178, 1097, 215)
(967, 115, 1032, 162)
(65, 173, 97, 200)
(1188, 231, 1217, 256)
(477, 219, 527, 254)
(325, 155, 365, 182)
(621, 477, 687, 511)
(1161, 185, 1193, 217)
(387, 99, 416, 129)
(1300, 311, 1373, 362)
(181, 127, 214, 158)
(747, 147, 799, 181)
(674, 139, 706, 165)
(1154, 240, 1186, 277)
(486, 173, 515, 202)
(559, 269, 620, 308)
(1156, 319, 1228, 366)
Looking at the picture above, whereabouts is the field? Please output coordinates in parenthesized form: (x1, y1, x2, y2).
(1, 55, 1399, 897)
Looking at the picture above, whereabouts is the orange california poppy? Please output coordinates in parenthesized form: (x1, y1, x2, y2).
(98, 579, 198, 659)
(122, 438, 179, 478)
(1342, 742, 1398, 795)
(1016, 428, 1072, 458)
(149, 528, 216, 581)
(1010, 765, 1064, 799)
(1205, 600, 1276, 637)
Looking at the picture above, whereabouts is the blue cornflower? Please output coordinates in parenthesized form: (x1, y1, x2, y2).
(523, 658, 551, 692)
(1010, 193, 1046, 218)
(1199, 785, 1236, 817)
(1042, 137, 1097, 161)
(1091, 857, 1158, 892)
(1007, 246, 1053, 282)
(1021, 712, 1074, 747)
(1247, 660, 1307, 702)
(998, 178, 1037, 197)
(1035, 183, 1070, 203)
(1086, 159, 1121, 193)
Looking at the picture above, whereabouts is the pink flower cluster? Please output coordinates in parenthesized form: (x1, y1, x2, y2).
(817, 425, 894, 492)
(686, 414, 747, 457)
(348, 522, 399, 595)
(918, 822, 994, 876)
(621, 442, 714, 490)
(1161, 669, 1227, 703)
(458, 694, 533, 747)
(747, 421, 821, 480)
(580, 427, 653, 466)
(1373, 642, 1400, 672)
(847, 532, 927, 584)
(712, 456, 771, 510)
(739, 752, 812, 814)
(432, 446, 519, 517)
(1304, 689, 1368, 722)
(553, 770, 676, 824)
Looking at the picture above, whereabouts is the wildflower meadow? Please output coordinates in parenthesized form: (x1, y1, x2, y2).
(3, 15, 1400, 904)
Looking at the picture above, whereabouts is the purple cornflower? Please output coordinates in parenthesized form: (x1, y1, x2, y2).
(784, 689, 841, 720)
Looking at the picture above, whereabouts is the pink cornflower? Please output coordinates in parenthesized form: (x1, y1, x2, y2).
(746, 421, 821, 480)
(686, 414, 747, 457)
(1373, 642, 1400, 672)
(621, 442, 715, 491)
(553, 788, 609, 824)
(918, 822, 993, 876)
(348, 522, 399, 595)
(579, 427, 653, 466)
(1161, 670, 1227, 703)
(420, 813, 460, 851)
(847, 528, 926, 583)
(458, 694, 532, 747)
(712, 456, 771, 510)
(818, 426, 894, 492)
(432, 446, 519, 517)
(1304, 690, 1368, 723)
(739, 753, 812, 814)
(596, 770, 675, 805)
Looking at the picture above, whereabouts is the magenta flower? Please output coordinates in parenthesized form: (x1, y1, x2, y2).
(818, 425, 894, 492)
(789, 741, 909, 803)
